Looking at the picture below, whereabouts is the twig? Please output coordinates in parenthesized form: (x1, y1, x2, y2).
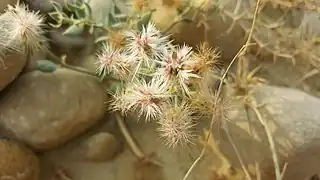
(237, 0, 261, 85)
(47, 51, 96, 76)
(47, 51, 119, 82)
(163, 20, 184, 34)
(293, 68, 320, 87)
(182, 0, 261, 178)
(115, 112, 144, 158)
(182, 43, 254, 180)
(115, 112, 163, 166)
(245, 102, 262, 179)
(251, 106, 282, 180)
(255, 162, 261, 180)
(242, 0, 260, 55)
(224, 123, 253, 180)
(199, 129, 232, 169)
(280, 163, 288, 179)
(163, 6, 192, 34)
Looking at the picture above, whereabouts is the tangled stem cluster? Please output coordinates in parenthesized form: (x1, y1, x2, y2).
(96, 22, 224, 147)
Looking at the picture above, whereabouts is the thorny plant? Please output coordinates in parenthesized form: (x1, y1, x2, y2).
(101, 23, 224, 148)
(212, 0, 320, 80)
(0, 0, 290, 179)
(0, 0, 229, 168)
(0, 1, 48, 68)
(35, 0, 229, 149)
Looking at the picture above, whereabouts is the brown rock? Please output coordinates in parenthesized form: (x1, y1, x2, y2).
(0, 53, 27, 91)
(0, 68, 108, 151)
(0, 139, 39, 180)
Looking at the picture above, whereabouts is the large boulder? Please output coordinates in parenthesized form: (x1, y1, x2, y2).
(223, 84, 320, 180)
(0, 68, 108, 151)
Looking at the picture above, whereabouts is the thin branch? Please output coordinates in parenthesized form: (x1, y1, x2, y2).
(163, 6, 192, 34)
(182, 0, 261, 178)
(242, 0, 260, 55)
(280, 163, 288, 179)
(293, 68, 320, 87)
(237, 0, 261, 83)
(245, 103, 261, 179)
(115, 112, 144, 159)
(182, 43, 254, 180)
(251, 106, 282, 180)
(255, 162, 261, 180)
(47, 51, 119, 82)
(115, 112, 163, 166)
(224, 122, 253, 180)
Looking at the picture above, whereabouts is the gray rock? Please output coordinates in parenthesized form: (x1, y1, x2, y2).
(0, 139, 39, 180)
(24, 0, 75, 13)
(252, 85, 320, 180)
(0, 68, 107, 151)
(224, 84, 320, 180)
(46, 132, 122, 162)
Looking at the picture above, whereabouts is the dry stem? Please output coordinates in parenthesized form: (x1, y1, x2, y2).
(223, 122, 253, 180)
(245, 102, 262, 179)
(182, 0, 261, 178)
(293, 68, 320, 87)
(182, 43, 254, 180)
(250, 105, 282, 180)
(115, 112, 163, 166)
(237, 0, 261, 84)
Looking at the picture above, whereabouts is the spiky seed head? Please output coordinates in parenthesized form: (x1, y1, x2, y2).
(0, 3, 47, 56)
(186, 42, 221, 91)
(189, 42, 220, 74)
(113, 76, 171, 121)
(124, 22, 170, 71)
(95, 44, 134, 81)
(157, 101, 196, 147)
(108, 30, 127, 49)
(156, 44, 200, 95)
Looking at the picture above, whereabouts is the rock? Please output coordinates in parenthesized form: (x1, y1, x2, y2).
(74, 132, 121, 162)
(251, 85, 320, 180)
(24, 0, 74, 13)
(0, 68, 108, 151)
(46, 132, 122, 162)
(0, 53, 27, 91)
(77, 55, 97, 73)
(0, 139, 39, 180)
(23, 51, 48, 73)
(48, 27, 95, 65)
(223, 84, 320, 180)
(0, 0, 17, 13)
(149, 0, 245, 61)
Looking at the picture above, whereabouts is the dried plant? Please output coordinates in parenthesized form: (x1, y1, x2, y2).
(0, 2, 47, 59)
(210, 0, 320, 68)
(103, 24, 222, 147)
(46, 0, 223, 147)
(0, 0, 306, 179)
(157, 100, 197, 147)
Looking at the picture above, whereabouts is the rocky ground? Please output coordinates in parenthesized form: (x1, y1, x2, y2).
(0, 0, 319, 180)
